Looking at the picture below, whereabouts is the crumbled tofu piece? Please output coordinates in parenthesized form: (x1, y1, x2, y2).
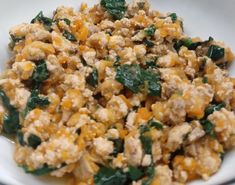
(208, 108, 235, 143)
(151, 165, 173, 185)
(124, 135, 143, 166)
(167, 123, 192, 152)
(12, 61, 36, 80)
(93, 137, 114, 157)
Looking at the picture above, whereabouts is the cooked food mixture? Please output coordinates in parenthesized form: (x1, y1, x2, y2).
(0, 0, 235, 184)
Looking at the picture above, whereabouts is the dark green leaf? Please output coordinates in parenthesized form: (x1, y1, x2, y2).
(145, 57, 158, 69)
(202, 76, 208, 84)
(24, 90, 50, 116)
(86, 68, 99, 87)
(10, 35, 25, 48)
(28, 134, 42, 149)
(200, 119, 216, 138)
(141, 69, 161, 96)
(115, 64, 161, 96)
(76, 128, 81, 135)
(207, 45, 225, 61)
(32, 60, 49, 89)
(0, 89, 20, 134)
(110, 138, 124, 157)
(63, 30, 77, 42)
(22, 164, 57, 176)
(143, 39, 154, 48)
(139, 125, 150, 134)
(204, 103, 226, 117)
(31, 11, 53, 31)
(144, 25, 156, 37)
(220, 152, 225, 161)
(62, 18, 71, 25)
(128, 166, 144, 181)
(169, 13, 177, 22)
(137, 2, 145, 9)
(142, 166, 155, 185)
(113, 56, 121, 67)
(174, 37, 214, 52)
(140, 135, 152, 155)
(17, 131, 26, 146)
(116, 64, 143, 93)
(100, 0, 126, 20)
(147, 119, 163, 130)
(94, 166, 127, 185)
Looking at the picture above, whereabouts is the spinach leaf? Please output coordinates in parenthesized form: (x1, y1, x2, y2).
(31, 11, 53, 31)
(145, 57, 158, 68)
(100, 0, 127, 20)
(28, 134, 42, 149)
(142, 166, 155, 185)
(86, 68, 99, 87)
(94, 165, 155, 185)
(110, 138, 124, 157)
(17, 131, 26, 146)
(144, 25, 156, 37)
(143, 38, 154, 48)
(24, 90, 50, 116)
(60, 18, 71, 25)
(94, 166, 127, 185)
(202, 76, 208, 84)
(147, 119, 163, 130)
(141, 69, 161, 96)
(207, 45, 225, 61)
(63, 30, 77, 42)
(113, 56, 121, 67)
(23, 164, 57, 176)
(128, 166, 144, 181)
(204, 103, 225, 117)
(140, 134, 152, 155)
(174, 37, 214, 52)
(115, 64, 161, 96)
(139, 125, 152, 155)
(116, 64, 143, 93)
(10, 34, 25, 48)
(0, 89, 21, 134)
(32, 60, 49, 89)
(169, 13, 177, 22)
(137, 2, 145, 9)
(200, 119, 216, 138)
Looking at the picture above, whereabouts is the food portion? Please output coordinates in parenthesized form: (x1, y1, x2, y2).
(0, 0, 235, 184)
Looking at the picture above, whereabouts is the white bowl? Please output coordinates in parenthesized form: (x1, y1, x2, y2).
(0, 0, 235, 185)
